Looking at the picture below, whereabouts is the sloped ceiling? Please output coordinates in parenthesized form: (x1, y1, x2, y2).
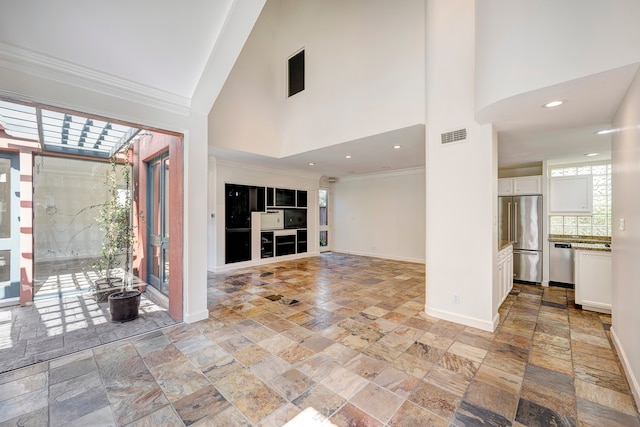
(0, 0, 266, 115)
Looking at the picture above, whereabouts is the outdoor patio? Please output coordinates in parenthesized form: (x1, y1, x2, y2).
(0, 266, 176, 374)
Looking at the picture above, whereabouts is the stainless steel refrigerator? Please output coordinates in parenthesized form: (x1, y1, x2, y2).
(499, 195, 542, 283)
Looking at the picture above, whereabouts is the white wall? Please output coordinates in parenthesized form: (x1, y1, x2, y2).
(211, 160, 321, 269)
(207, 157, 217, 271)
(208, 1, 281, 157)
(210, 0, 425, 157)
(475, 0, 640, 112)
(332, 168, 425, 263)
(425, 0, 498, 331)
(610, 69, 640, 408)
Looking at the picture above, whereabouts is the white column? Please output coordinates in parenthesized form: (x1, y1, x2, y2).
(424, 0, 498, 331)
(183, 112, 210, 323)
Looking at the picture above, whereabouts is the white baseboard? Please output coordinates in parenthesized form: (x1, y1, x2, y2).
(183, 309, 209, 324)
(492, 312, 500, 331)
(332, 249, 425, 264)
(210, 252, 320, 273)
(425, 305, 496, 332)
(610, 326, 640, 412)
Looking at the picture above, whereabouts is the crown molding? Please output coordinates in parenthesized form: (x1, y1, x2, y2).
(338, 166, 425, 182)
(214, 158, 323, 180)
(0, 42, 191, 116)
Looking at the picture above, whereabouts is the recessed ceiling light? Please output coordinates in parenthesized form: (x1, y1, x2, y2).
(308, 162, 315, 166)
(345, 155, 352, 159)
(543, 100, 564, 108)
(584, 152, 599, 157)
(596, 129, 613, 135)
(393, 145, 401, 149)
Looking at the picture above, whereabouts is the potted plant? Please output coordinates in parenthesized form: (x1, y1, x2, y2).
(94, 144, 141, 322)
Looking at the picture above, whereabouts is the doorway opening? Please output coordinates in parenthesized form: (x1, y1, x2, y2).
(319, 188, 330, 252)
(0, 98, 184, 321)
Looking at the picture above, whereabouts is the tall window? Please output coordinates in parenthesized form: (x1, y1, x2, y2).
(288, 50, 305, 97)
(549, 162, 611, 236)
(319, 189, 329, 250)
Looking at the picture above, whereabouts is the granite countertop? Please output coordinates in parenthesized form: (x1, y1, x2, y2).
(548, 235, 611, 252)
(548, 234, 611, 244)
(499, 240, 513, 251)
(572, 243, 611, 252)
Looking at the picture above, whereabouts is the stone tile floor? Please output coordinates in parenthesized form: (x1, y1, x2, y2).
(1, 253, 639, 426)
(0, 273, 176, 374)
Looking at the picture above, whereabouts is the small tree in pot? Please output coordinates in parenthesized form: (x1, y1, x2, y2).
(94, 144, 141, 321)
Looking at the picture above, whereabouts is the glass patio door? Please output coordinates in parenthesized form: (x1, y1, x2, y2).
(147, 153, 169, 295)
(0, 153, 20, 303)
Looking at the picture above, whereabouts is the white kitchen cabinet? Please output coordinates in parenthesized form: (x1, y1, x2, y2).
(498, 176, 542, 196)
(574, 249, 611, 313)
(549, 175, 593, 214)
(514, 176, 542, 195)
(498, 179, 514, 196)
(497, 244, 513, 305)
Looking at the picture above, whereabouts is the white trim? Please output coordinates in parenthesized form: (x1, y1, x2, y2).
(332, 250, 424, 265)
(183, 309, 209, 324)
(210, 252, 320, 273)
(610, 326, 640, 412)
(578, 302, 611, 314)
(424, 304, 497, 332)
(338, 166, 425, 182)
(215, 159, 322, 180)
(0, 42, 191, 116)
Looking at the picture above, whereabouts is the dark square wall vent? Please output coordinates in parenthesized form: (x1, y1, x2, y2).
(441, 128, 467, 145)
(288, 50, 305, 97)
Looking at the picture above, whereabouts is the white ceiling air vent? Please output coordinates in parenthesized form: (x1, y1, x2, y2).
(441, 128, 467, 145)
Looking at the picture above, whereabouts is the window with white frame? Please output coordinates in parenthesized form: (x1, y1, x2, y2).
(549, 162, 611, 236)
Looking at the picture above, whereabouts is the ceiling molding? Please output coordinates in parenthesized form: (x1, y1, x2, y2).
(214, 158, 322, 180)
(0, 42, 191, 116)
(338, 166, 426, 182)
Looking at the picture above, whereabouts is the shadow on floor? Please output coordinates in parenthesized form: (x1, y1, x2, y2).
(0, 273, 176, 374)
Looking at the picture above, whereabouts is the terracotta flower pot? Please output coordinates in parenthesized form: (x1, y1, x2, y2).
(108, 290, 141, 322)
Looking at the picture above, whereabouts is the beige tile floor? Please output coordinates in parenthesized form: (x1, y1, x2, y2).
(0, 253, 638, 426)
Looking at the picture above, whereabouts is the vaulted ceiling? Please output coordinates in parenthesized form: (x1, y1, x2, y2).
(0, 1, 636, 175)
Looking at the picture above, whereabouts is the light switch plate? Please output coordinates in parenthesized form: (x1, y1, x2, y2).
(619, 218, 625, 231)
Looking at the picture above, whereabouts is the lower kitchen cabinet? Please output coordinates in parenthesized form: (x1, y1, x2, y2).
(575, 249, 611, 313)
(497, 244, 513, 306)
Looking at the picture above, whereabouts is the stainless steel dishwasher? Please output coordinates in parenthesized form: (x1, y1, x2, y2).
(549, 242, 574, 285)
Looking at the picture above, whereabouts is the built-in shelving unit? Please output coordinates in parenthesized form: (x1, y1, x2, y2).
(230, 185, 308, 264)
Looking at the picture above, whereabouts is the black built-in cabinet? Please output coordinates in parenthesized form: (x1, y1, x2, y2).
(226, 184, 308, 264)
(225, 184, 265, 263)
(261, 232, 274, 258)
